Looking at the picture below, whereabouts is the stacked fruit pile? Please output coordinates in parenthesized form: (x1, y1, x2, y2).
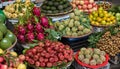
(14, 7, 55, 43)
(24, 40, 73, 68)
(54, 9, 92, 37)
(0, 23, 16, 50)
(3, 0, 34, 19)
(89, 7, 116, 26)
(41, 0, 72, 14)
(77, 48, 107, 65)
(71, 0, 98, 13)
(0, 48, 26, 69)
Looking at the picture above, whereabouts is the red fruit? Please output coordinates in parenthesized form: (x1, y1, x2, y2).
(26, 32, 35, 42)
(88, 4, 93, 9)
(34, 55, 39, 61)
(44, 59, 48, 63)
(84, 0, 89, 5)
(38, 42, 44, 47)
(59, 56, 64, 61)
(27, 52, 33, 56)
(78, 5, 82, 9)
(45, 53, 50, 58)
(40, 62, 45, 67)
(47, 62, 52, 67)
(25, 56, 29, 61)
(0, 64, 8, 69)
(47, 48, 52, 52)
(49, 57, 54, 63)
(54, 57, 58, 62)
(45, 42, 51, 47)
(33, 7, 41, 17)
(35, 61, 40, 67)
(58, 61, 62, 65)
(19, 55, 25, 61)
(39, 57, 44, 62)
(37, 47, 43, 52)
(68, 56, 73, 61)
(28, 59, 35, 65)
(37, 33, 44, 40)
(8, 67, 13, 69)
(18, 25, 26, 35)
(64, 60, 68, 63)
(27, 23, 34, 31)
(40, 16, 49, 28)
(17, 34, 25, 43)
(83, 4, 87, 9)
(35, 23, 44, 33)
(31, 48, 37, 54)
(0, 56, 4, 63)
(36, 53, 41, 57)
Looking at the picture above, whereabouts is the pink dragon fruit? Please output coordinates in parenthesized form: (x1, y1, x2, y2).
(35, 23, 44, 33)
(40, 16, 49, 28)
(33, 7, 41, 17)
(18, 25, 26, 35)
(27, 23, 34, 31)
(17, 34, 25, 43)
(26, 32, 35, 42)
(37, 33, 44, 40)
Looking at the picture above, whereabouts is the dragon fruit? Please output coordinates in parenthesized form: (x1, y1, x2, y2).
(40, 16, 49, 28)
(33, 7, 41, 17)
(35, 23, 44, 33)
(37, 33, 44, 40)
(26, 32, 35, 42)
(18, 25, 26, 35)
(27, 23, 34, 31)
(17, 34, 25, 43)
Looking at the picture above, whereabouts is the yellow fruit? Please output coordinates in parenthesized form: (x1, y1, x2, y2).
(103, 11, 108, 14)
(97, 17, 102, 22)
(17, 63, 26, 69)
(93, 17, 96, 21)
(101, 21, 106, 25)
(10, 52, 18, 57)
(0, 48, 4, 54)
(110, 16, 115, 20)
(95, 22, 100, 26)
(91, 21, 95, 24)
(112, 20, 116, 23)
(106, 18, 111, 22)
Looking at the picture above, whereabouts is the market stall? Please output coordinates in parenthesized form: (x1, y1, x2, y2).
(0, 0, 120, 69)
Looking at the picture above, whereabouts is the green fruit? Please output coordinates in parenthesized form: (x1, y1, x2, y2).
(66, 31, 72, 36)
(78, 31, 84, 36)
(0, 38, 12, 50)
(59, 25, 64, 30)
(74, 10, 80, 16)
(78, 25, 84, 31)
(0, 23, 7, 35)
(65, 27, 70, 32)
(0, 31, 3, 41)
(48, 1, 53, 6)
(83, 28, 91, 34)
(74, 21, 80, 26)
(74, 16, 79, 21)
(82, 18, 87, 23)
(58, 5, 63, 10)
(69, 19, 74, 23)
(72, 32, 77, 37)
(54, 2, 59, 6)
(68, 22, 74, 27)
(72, 27, 77, 32)
(5, 30, 16, 43)
(69, 13, 75, 19)
(64, 20, 69, 26)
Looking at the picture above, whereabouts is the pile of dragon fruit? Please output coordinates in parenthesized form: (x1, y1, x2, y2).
(14, 7, 53, 43)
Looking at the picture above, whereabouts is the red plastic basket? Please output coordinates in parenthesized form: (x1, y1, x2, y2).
(75, 51, 109, 69)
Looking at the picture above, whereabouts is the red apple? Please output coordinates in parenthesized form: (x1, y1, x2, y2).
(0, 65, 8, 69)
(84, 0, 89, 5)
(88, 4, 93, 9)
(78, 5, 82, 10)
(0, 56, 4, 63)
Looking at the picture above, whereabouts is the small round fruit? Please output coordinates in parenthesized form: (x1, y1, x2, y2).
(0, 38, 12, 50)
(10, 51, 18, 57)
(17, 63, 26, 69)
(0, 48, 4, 54)
(83, 28, 91, 34)
(78, 25, 84, 31)
(0, 31, 3, 41)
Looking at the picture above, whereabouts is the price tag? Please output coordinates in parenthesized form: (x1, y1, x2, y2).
(3, 2, 9, 6)
(0, 4, 2, 8)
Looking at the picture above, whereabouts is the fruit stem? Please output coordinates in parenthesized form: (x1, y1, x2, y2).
(34, 16, 39, 23)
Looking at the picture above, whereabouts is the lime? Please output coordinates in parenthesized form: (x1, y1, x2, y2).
(0, 23, 7, 35)
(0, 38, 12, 50)
(5, 30, 16, 43)
(0, 31, 3, 41)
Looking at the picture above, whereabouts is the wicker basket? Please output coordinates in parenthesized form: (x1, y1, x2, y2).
(6, 38, 17, 51)
(63, 28, 93, 39)
(43, 9, 73, 16)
